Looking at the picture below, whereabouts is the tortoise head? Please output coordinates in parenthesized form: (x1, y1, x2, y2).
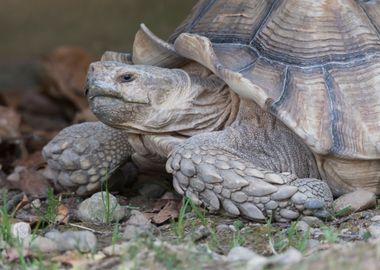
(86, 61, 237, 135)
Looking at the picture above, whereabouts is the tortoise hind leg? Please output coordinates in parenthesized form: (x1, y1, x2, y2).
(43, 122, 134, 195)
(166, 135, 333, 222)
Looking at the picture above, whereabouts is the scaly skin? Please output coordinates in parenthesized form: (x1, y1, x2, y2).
(43, 62, 333, 221)
(43, 122, 133, 195)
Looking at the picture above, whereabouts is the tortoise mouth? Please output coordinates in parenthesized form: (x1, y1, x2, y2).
(89, 95, 147, 127)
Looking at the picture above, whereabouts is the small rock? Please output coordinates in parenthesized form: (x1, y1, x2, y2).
(368, 224, 380, 239)
(269, 247, 302, 265)
(127, 210, 150, 226)
(216, 224, 231, 234)
(78, 192, 127, 223)
(31, 199, 41, 209)
(301, 216, 324, 228)
(295, 221, 310, 235)
(102, 242, 130, 256)
(11, 222, 31, 241)
(29, 236, 59, 253)
(370, 215, 380, 223)
(123, 210, 153, 240)
(333, 190, 376, 216)
(123, 225, 152, 240)
(45, 230, 97, 252)
(306, 239, 320, 250)
(190, 225, 210, 241)
(227, 246, 264, 262)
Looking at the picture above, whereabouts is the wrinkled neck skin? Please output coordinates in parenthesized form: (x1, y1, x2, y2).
(128, 66, 240, 158)
(132, 74, 239, 136)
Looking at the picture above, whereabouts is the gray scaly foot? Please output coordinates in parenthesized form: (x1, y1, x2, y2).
(43, 122, 133, 195)
(166, 143, 333, 222)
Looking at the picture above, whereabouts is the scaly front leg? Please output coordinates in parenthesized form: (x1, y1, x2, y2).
(43, 122, 133, 195)
(166, 133, 333, 222)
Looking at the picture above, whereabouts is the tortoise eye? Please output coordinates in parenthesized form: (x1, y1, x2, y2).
(120, 73, 135, 83)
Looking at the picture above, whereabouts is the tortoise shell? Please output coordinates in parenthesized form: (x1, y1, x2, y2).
(163, 0, 380, 160)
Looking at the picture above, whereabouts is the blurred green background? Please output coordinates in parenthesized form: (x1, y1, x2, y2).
(0, 0, 197, 88)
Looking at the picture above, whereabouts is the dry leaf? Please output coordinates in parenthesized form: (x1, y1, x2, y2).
(0, 106, 21, 138)
(14, 194, 29, 213)
(56, 203, 69, 224)
(145, 199, 181, 225)
(52, 250, 105, 268)
(40, 46, 92, 111)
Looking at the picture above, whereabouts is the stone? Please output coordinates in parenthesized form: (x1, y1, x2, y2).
(295, 221, 310, 235)
(31, 199, 42, 209)
(78, 192, 127, 223)
(45, 230, 97, 252)
(368, 224, 380, 238)
(127, 210, 151, 226)
(333, 190, 376, 216)
(29, 236, 59, 253)
(11, 222, 31, 241)
(190, 225, 210, 241)
(301, 216, 324, 228)
(227, 246, 263, 262)
(370, 215, 380, 223)
(123, 210, 153, 240)
(269, 247, 302, 265)
(306, 239, 320, 251)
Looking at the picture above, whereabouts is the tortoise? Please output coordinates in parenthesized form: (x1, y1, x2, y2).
(43, 0, 380, 222)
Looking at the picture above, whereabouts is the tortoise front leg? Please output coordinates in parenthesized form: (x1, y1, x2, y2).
(43, 122, 133, 195)
(166, 132, 333, 222)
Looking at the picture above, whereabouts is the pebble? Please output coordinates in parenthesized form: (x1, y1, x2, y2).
(31, 199, 41, 209)
(295, 221, 310, 235)
(190, 225, 210, 241)
(370, 215, 380, 223)
(123, 210, 153, 240)
(29, 236, 59, 253)
(216, 224, 231, 234)
(45, 230, 97, 252)
(227, 246, 264, 262)
(333, 190, 376, 216)
(368, 224, 380, 239)
(301, 216, 324, 228)
(78, 192, 127, 223)
(306, 239, 320, 250)
(269, 247, 303, 265)
(11, 222, 31, 241)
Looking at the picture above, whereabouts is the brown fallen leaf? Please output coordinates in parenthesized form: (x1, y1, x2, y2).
(40, 46, 93, 111)
(144, 199, 182, 225)
(0, 106, 21, 138)
(13, 194, 29, 214)
(52, 250, 105, 268)
(56, 203, 69, 224)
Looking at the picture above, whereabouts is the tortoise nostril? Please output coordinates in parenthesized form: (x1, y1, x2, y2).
(85, 87, 89, 96)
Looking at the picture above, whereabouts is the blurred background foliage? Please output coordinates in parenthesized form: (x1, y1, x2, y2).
(0, 0, 197, 88)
